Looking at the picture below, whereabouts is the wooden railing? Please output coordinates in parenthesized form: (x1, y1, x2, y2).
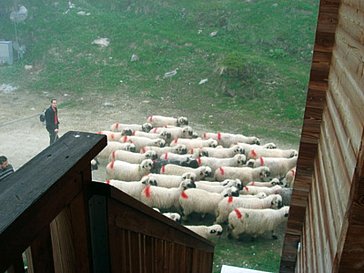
(0, 131, 214, 273)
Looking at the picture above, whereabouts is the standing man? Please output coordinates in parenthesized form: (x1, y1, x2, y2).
(0, 156, 15, 181)
(45, 98, 60, 145)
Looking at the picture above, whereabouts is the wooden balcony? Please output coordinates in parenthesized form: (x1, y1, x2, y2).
(0, 131, 214, 273)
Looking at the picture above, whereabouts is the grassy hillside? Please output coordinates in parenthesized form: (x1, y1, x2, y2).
(0, 1, 319, 272)
(1, 0, 318, 147)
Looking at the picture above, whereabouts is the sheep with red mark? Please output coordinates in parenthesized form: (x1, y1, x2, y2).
(108, 149, 157, 164)
(160, 164, 212, 180)
(184, 224, 223, 240)
(151, 126, 194, 140)
(170, 138, 218, 152)
(110, 122, 153, 133)
(240, 185, 283, 196)
(147, 115, 188, 127)
(140, 179, 196, 210)
(133, 130, 172, 141)
(215, 194, 283, 224)
(141, 144, 188, 156)
(105, 176, 157, 201)
(214, 166, 271, 183)
(178, 187, 240, 220)
(199, 144, 245, 158)
(283, 167, 296, 188)
(97, 141, 136, 159)
(147, 172, 197, 188)
(228, 206, 290, 239)
(196, 154, 247, 173)
(195, 179, 243, 193)
(245, 147, 298, 160)
(119, 135, 165, 152)
(202, 132, 260, 147)
(246, 156, 297, 178)
(96, 130, 130, 141)
(246, 178, 283, 187)
(106, 159, 154, 181)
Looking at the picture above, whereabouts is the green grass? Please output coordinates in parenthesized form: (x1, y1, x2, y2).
(0, 0, 319, 271)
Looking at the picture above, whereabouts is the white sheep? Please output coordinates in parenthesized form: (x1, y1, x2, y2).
(140, 179, 196, 210)
(184, 224, 223, 240)
(199, 144, 245, 158)
(179, 187, 240, 220)
(202, 132, 260, 147)
(228, 206, 290, 239)
(170, 138, 218, 152)
(147, 172, 197, 188)
(246, 178, 283, 187)
(240, 185, 283, 196)
(110, 122, 153, 133)
(246, 156, 297, 178)
(160, 164, 212, 180)
(215, 194, 283, 224)
(151, 126, 195, 139)
(141, 144, 188, 156)
(196, 154, 247, 172)
(162, 212, 181, 222)
(236, 142, 278, 157)
(133, 130, 172, 141)
(106, 159, 154, 181)
(160, 152, 196, 163)
(245, 147, 298, 160)
(195, 179, 243, 193)
(119, 135, 166, 152)
(283, 167, 296, 188)
(147, 115, 188, 127)
(214, 166, 271, 183)
(108, 149, 157, 163)
(96, 130, 128, 141)
(97, 141, 136, 159)
(106, 176, 157, 201)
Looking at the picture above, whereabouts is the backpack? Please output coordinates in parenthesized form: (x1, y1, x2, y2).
(39, 110, 46, 123)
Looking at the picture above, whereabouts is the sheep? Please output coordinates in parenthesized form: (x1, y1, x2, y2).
(170, 138, 218, 152)
(106, 159, 154, 181)
(150, 126, 194, 139)
(196, 154, 247, 173)
(108, 150, 158, 163)
(215, 194, 283, 224)
(96, 130, 130, 141)
(246, 178, 283, 187)
(133, 130, 172, 141)
(179, 187, 240, 220)
(147, 115, 188, 127)
(283, 167, 296, 188)
(195, 179, 243, 193)
(245, 147, 298, 160)
(214, 166, 271, 183)
(202, 132, 260, 147)
(184, 224, 223, 240)
(153, 208, 181, 222)
(140, 179, 196, 210)
(246, 156, 297, 178)
(275, 187, 293, 206)
(160, 152, 196, 163)
(236, 142, 278, 157)
(160, 164, 212, 180)
(97, 141, 136, 159)
(199, 144, 245, 158)
(147, 172, 197, 188)
(240, 185, 283, 196)
(152, 157, 200, 174)
(228, 206, 290, 239)
(106, 176, 157, 201)
(110, 122, 153, 133)
(141, 144, 188, 156)
(119, 135, 166, 152)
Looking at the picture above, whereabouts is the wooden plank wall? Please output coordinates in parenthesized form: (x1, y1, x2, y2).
(281, 0, 364, 272)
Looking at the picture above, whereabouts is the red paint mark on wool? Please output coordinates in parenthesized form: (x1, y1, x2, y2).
(161, 165, 165, 173)
(123, 135, 128, 142)
(96, 131, 101, 134)
(173, 138, 178, 144)
(291, 169, 296, 176)
(203, 133, 207, 139)
(234, 208, 242, 219)
(115, 122, 119, 129)
(197, 157, 201, 166)
(148, 115, 153, 122)
(250, 149, 257, 158)
(228, 196, 233, 203)
(105, 180, 110, 184)
(219, 167, 225, 175)
(111, 133, 115, 140)
(144, 185, 151, 198)
(217, 132, 222, 141)
(152, 128, 157, 133)
(244, 186, 249, 192)
(164, 153, 168, 160)
(260, 157, 264, 166)
(181, 191, 188, 199)
(108, 161, 114, 169)
(140, 147, 146, 153)
(132, 130, 136, 135)
(112, 151, 116, 160)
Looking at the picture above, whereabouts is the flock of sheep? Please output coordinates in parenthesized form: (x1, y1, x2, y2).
(93, 115, 297, 241)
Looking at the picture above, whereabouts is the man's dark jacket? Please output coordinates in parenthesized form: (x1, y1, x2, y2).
(45, 106, 59, 133)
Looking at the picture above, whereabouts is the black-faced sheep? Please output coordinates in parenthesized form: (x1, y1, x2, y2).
(108, 150, 158, 163)
(160, 164, 212, 180)
(214, 166, 271, 183)
(202, 132, 260, 147)
(110, 122, 153, 133)
(184, 224, 223, 240)
(246, 156, 297, 178)
(147, 115, 188, 127)
(106, 159, 154, 181)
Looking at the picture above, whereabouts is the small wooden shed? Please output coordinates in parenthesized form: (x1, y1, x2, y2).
(280, 0, 364, 272)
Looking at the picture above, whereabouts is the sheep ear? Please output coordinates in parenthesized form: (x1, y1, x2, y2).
(211, 230, 216, 234)
(284, 213, 289, 217)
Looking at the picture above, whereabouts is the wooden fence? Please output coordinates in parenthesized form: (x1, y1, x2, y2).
(0, 131, 214, 273)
